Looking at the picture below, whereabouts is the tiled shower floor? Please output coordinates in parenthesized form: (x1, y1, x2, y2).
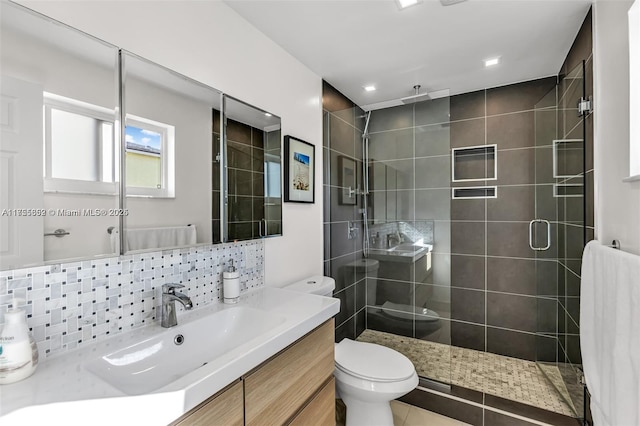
(357, 329, 577, 417)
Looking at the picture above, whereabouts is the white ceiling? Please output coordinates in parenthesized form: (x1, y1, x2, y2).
(225, 0, 592, 110)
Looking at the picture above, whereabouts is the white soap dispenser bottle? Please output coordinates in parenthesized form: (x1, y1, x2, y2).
(223, 259, 240, 304)
(0, 300, 38, 384)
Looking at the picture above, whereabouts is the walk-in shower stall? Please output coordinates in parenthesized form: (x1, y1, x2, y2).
(323, 54, 593, 420)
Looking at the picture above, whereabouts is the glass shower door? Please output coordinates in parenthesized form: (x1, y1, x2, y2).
(534, 60, 586, 418)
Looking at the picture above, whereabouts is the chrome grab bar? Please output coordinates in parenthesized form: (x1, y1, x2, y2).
(44, 229, 69, 237)
(528, 219, 551, 251)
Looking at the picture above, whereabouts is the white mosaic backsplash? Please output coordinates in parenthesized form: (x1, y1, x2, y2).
(0, 240, 264, 358)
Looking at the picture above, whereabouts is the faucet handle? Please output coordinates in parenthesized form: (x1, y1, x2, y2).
(162, 283, 184, 294)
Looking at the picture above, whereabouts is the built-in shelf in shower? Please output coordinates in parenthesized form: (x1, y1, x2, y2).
(553, 139, 583, 179)
(451, 186, 497, 199)
(451, 144, 497, 182)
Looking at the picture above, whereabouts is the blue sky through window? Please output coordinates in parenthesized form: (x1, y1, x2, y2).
(125, 125, 161, 150)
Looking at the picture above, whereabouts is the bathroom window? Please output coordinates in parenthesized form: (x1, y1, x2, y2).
(43, 92, 118, 194)
(125, 116, 175, 198)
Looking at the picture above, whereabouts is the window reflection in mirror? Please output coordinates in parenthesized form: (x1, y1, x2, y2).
(0, 2, 120, 269)
(222, 96, 282, 242)
(121, 52, 221, 252)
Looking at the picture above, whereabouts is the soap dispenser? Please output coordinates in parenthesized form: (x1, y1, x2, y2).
(223, 259, 240, 304)
(0, 299, 39, 384)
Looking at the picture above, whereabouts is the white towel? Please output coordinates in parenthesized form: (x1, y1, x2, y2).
(580, 240, 640, 426)
(125, 225, 197, 251)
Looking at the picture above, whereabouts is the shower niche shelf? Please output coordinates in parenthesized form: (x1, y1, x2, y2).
(451, 144, 497, 182)
(451, 186, 497, 199)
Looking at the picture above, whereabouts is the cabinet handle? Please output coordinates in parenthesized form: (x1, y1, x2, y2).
(259, 218, 266, 238)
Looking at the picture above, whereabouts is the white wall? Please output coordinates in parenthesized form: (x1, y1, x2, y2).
(593, 0, 640, 255)
(125, 75, 213, 243)
(20, 0, 324, 285)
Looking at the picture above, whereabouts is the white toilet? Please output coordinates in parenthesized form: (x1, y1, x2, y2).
(282, 275, 419, 426)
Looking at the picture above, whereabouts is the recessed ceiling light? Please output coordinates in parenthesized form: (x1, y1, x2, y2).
(484, 57, 501, 67)
(396, 0, 421, 10)
(264, 113, 272, 117)
(364, 85, 376, 92)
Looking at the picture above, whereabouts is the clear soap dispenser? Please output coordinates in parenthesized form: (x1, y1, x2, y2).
(0, 299, 39, 384)
(223, 259, 240, 304)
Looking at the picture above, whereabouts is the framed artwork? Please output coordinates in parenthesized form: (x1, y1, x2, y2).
(284, 135, 315, 203)
(339, 156, 357, 205)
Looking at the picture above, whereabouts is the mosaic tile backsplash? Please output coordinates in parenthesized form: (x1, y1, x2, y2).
(0, 240, 264, 358)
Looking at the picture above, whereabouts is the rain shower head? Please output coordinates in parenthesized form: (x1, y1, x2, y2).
(400, 85, 431, 104)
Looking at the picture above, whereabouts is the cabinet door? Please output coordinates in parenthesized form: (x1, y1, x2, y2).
(173, 380, 243, 426)
(289, 377, 335, 426)
(244, 320, 334, 426)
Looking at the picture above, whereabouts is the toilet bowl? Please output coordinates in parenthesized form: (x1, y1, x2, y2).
(282, 275, 419, 426)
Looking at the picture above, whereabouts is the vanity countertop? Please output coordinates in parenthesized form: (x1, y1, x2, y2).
(0, 287, 340, 426)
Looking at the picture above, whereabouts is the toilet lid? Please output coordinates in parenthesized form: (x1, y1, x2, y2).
(335, 339, 415, 382)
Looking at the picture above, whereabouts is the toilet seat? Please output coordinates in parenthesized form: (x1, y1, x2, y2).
(335, 339, 415, 382)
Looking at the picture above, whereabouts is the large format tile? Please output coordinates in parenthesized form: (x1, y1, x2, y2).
(450, 90, 485, 122)
(415, 123, 451, 157)
(487, 111, 535, 150)
(450, 118, 485, 149)
(486, 77, 557, 116)
(487, 292, 537, 332)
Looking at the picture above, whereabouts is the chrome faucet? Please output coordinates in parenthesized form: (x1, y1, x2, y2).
(161, 283, 193, 328)
(386, 231, 402, 248)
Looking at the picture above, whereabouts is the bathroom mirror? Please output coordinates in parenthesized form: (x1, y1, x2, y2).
(0, 1, 120, 269)
(121, 52, 222, 253)
(223, 96, 282, 241)
(0, 2, 283, 269)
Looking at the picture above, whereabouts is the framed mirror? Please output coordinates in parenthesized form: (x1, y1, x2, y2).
(222, 96, 282, 241)
(1, 1, 120, 269)
(121, 51, 222, 253)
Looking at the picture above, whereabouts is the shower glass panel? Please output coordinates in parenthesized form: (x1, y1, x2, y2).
(363, 98, 452, 385)
(534, 60, 586, 417)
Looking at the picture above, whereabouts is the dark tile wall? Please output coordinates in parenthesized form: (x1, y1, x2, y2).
(213, 109, 282, 242)
(362, 94, 452, 346)
(449, 76, 558, 362)
(322, 81, 367, 342)
(322, 8, 593, 367)
(556, 8, 593, 368)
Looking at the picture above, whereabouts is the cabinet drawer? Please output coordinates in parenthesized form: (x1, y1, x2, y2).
(172, 380, 243, 426)
(290, 377, 335, 426)
(244, 320, 334, 426)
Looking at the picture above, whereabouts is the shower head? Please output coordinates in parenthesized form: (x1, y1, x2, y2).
(400, 85, 431, 104)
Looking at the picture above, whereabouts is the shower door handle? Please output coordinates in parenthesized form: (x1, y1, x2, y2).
(529, 219, 551, 251)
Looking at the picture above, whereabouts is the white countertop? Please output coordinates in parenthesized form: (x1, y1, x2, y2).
(0, 287, 340, 426)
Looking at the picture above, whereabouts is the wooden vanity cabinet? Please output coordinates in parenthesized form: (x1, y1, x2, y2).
(172, 380, 243, 426)
(170, 319, 335, 426)
(244, 320, 334, 425)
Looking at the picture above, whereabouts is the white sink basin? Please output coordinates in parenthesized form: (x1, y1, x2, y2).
(85, 306, 285, 395)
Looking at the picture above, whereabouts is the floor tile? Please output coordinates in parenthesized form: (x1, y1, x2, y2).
(391, 400, 411, 425)
(357, 329, 577, 417)
(403, 405, 470, 426)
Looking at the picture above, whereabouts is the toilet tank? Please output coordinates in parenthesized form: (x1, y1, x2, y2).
(282, 275, 335, 297)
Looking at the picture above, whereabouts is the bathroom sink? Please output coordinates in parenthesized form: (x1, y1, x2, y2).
(85, 306, 285, 395)
(386, 243, 431, 254)
(368, 243, 432, 263)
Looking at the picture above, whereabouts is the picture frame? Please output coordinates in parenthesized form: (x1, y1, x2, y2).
(284, 135, 315, 203)
(338, 156, 357, 205)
